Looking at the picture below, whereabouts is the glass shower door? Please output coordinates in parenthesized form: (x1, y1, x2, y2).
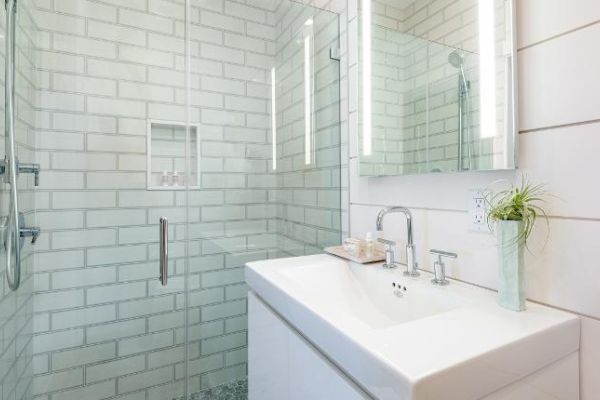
(30, 1, 193, 399)
(185, 1, 341, 398)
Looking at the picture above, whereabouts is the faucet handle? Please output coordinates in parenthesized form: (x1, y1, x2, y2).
(430, 249, 457, 260)
(377, 238, 398, 269)
(429, 249, 457, 285)
(377, 237, 395, 246)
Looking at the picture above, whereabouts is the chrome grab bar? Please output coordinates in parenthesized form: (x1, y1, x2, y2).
(159, 217, 168, 286)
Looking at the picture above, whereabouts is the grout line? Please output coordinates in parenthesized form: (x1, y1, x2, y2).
(350, 202, 600, 223)
(517, 19, 600, 52)
(519, 118, 600, 134)
(446, 275, 600, 323)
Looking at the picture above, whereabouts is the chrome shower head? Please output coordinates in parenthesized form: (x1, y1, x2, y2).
(448, 50, 464, 69)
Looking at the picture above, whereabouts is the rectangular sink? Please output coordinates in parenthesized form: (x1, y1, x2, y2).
(246, 254, 580, 400)
(276, 258, 467, 329)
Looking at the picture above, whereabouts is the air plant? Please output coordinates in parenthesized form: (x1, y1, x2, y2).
(485, 176, 549, 247)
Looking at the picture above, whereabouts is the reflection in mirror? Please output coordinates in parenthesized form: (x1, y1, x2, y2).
(359, 0, 517, 176)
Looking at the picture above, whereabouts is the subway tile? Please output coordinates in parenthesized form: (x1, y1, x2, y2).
(201, 206, 245, 222)
(88, 20, 146, 46)
(224, 315, 247, 334)
(201, 332, 246, 356)
(36, 131, 84, 151)
(55, 0, 117, 22)
(52, 113, 117, 133)
(149, 32, 185, 54)
(51, 304, 116, 330)
(87, 59, 147, 82)
(118, 191, 175, 207)
(37, 171, 84, 189)
(52, 343, 116, 370)
(34, 329, 84, 353)
(201, 299, 246, 322)
(34, 290, 85, 312)
(86, 209, 146, 228)
(52, 191, 116, 209)
(118, 295, 175, 319)
(87, 97, 146, 118)
(119, 45, 175, 68)
(224, 1, 266, 23)
(51, 152, 117, 171)
(53, 33, 117, 59)
(53, 380, 116, 400)
(118, 365, 173, 394)
(200, 43, 244, 64)
(118, 331, 173, 357)
(202, 268, 244, 288)
(87, 134, 146, 153)
(148, 311, 185, 332)
(148, 346, 184, 369)
(86, 319, 146, 344)
(85, 355, 145, 383)
(51, 266, 116, 289)
(199, 11, 245, 34)
(98, 0, 146, 10)
(53, 73, 117, 97)
(37, 91, 84, 112)
(33, 369, 83, 396)
(120, 81, 175, 103)
(119, 8, 174, 34)
(87, 245, 147, 267)
(35, 210, 84, 230)
(34, 10, 85, 35)
(188, 288, 224, 307)
(87, 172, 146, 189)
(187, 353, 223, 376)
(34, 250, 85, 273)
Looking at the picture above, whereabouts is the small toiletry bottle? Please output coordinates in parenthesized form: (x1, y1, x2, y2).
(161, 171, 170, 186)
(365, 232, 374, 258)
(172, 170, 180, 186)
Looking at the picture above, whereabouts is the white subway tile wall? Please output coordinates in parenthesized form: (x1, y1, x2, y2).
(0, 0, 37, 399)
(30, 0, 343, 399)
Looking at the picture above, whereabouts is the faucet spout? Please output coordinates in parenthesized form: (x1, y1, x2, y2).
(375, 207, 419, 277)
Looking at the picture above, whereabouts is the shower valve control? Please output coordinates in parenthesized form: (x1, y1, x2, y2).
(0, 159, 41, 186)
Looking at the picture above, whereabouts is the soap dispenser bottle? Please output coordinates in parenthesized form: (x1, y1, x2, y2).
(365, 232, 374, 258)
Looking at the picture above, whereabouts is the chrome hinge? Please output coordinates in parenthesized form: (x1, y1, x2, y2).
(329, 47, 341, 61)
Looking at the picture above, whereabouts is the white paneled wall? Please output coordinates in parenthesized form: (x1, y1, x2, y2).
(347, 1, 600, 398)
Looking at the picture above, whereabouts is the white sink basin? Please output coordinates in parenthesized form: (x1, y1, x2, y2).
(246, 254, 580, 400)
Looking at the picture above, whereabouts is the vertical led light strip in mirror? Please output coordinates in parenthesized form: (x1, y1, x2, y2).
(361, 0, 372, 156)
(478, 0, 497, 138)
(271, 67, 277, 170)
(304, 29, 313, 165)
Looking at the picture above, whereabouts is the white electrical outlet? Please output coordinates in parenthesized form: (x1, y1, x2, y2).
(469, 189, 490, 232)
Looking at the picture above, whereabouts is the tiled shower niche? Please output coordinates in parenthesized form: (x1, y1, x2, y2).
(147, 121, 200, 190)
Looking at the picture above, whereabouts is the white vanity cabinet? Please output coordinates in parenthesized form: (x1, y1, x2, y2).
(248, 291, 371, 400)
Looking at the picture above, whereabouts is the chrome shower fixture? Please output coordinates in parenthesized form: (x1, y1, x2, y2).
(448, 50, 469, 95)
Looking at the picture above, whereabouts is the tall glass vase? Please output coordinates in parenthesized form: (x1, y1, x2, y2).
(497, 220, 526, 311)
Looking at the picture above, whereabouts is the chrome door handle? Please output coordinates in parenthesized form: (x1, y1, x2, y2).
(159, 217, 168, 286)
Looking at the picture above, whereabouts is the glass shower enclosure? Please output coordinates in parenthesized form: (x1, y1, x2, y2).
(0, 1, 342, 399)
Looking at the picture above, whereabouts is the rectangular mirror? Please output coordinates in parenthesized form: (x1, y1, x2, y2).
(359, 0, 517, 176)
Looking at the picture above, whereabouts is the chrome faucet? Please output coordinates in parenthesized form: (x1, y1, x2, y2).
(376, 207, 419, 277)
